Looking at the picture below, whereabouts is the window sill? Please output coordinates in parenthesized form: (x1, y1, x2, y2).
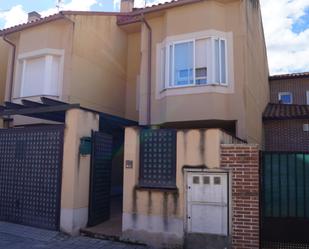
(13, 94, 60, 100)
(135, 185, 178, 193)
(160, 83, 228, 93)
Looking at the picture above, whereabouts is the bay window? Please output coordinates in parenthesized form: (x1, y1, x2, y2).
(18, 49, 64, 98)
(162, 37, 228, 89)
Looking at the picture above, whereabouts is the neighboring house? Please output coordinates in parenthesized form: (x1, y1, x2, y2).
(0, 11, 136, 125)
(264, 72, 309, 152)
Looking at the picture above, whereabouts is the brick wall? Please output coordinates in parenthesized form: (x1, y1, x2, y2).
(221, 144, 260, 249)
(264, 119, 309, 152)
(270, 77, 309, 105)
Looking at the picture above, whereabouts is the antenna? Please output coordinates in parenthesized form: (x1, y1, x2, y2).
(56, 0, 64, 12)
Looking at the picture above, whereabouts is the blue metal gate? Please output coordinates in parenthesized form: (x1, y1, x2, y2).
(88, 132, 113, 226)
(0, 125, 64, 230)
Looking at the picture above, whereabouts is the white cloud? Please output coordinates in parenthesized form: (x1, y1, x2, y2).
(0, 0, 97, 29)
(0, 5, 28, 29)
(260, 0, 309, 74)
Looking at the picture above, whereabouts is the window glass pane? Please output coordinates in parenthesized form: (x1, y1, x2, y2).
(214, 39, 220, 83)
(21, 57, 45, 97)
(279, 93, 292, 104)
(174, 41, 193, 86)
(195, 39, 208, 85)
(220, 40, 227, 84)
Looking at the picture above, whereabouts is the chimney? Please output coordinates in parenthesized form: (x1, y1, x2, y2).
(120, 0, 134, 12)
(28, 11, 41, 22)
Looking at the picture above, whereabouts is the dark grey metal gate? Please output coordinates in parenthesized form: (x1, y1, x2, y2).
(261, 152, 309, 244)
(0, 125, 64, 230)
(88, 132, 113, 226)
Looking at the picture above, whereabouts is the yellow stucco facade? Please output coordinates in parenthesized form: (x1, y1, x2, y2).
(2, 14, 131, 121)
(1, 0, 268, 144)
(122, 0, 269, 145)
(122, 127, 244, 247)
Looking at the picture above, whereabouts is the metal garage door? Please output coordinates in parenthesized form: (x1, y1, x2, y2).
(187, 172, 228, 235)
(0, 125, 64, 230)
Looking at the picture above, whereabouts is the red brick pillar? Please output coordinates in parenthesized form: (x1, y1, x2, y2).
(221, 145, 260, 249)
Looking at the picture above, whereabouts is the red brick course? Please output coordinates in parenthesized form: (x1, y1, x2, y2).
(221, 145, 260, 249)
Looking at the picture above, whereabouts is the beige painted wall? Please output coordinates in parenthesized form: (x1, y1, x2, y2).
(0, 39, 9, 105)
(4, 14, 135, 122)
(242, 0, 269, 144)
(68, 14, 128, 117)
(124, 0, 269, 144)
(5, 19, 73, 103)
(61, 108, 99, 235)
(125, 32, 141, 121)
(122, 127, 242, 247)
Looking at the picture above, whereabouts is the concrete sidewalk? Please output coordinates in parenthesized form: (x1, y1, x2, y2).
(0, 222, 150, 249)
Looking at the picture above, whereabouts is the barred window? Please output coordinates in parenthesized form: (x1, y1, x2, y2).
(139, 129, 177, 188)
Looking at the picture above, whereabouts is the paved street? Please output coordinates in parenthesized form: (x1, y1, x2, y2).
(0, 222, 149, 249)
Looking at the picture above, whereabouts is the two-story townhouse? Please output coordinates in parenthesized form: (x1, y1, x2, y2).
(0, 11, 135, 123)
(119, 0, 268, 248)
(0, 10, 138, 236)
(120, 0, 269, 145)
(264, 72, 309, 152)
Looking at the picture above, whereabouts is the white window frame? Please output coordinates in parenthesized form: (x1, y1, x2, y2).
(163, 37, 228, 89)
(17, 48, 64, 98)
(213, 38, 228, 86)
(278, 92, 293, 104)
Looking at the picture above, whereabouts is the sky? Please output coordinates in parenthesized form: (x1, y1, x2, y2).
(0, 0, 309, 75)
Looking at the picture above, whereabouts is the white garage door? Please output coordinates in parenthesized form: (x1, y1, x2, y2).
(187, 172, 228, 235)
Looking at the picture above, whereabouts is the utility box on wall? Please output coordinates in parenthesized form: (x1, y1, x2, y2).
(79, 137, 92, 156)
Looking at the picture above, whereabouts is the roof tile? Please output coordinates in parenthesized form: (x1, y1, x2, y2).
(263, 103, 309, 120)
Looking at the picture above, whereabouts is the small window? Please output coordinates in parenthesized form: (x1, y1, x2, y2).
(193, 176, 200, 184)
(306, 91, 309, 105)
(139, 129, 177, 188)
(203, 176, 210, 185)
(278, 92, 293, 104)
(214, 176, 221, 185)
(303, 124, 309, 132)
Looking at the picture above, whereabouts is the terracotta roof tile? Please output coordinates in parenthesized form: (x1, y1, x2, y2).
(0, 13, 64, 36)
(133, 0, 178, 10)
(263, 103, 309, 120)
(118, 0, 203, 25)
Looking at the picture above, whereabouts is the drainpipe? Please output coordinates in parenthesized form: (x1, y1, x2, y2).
(3, 36, 16, 102)
(140, 14, 152, 126)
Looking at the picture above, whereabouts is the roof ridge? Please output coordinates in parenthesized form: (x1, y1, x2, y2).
(270, 72, 309, 80)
